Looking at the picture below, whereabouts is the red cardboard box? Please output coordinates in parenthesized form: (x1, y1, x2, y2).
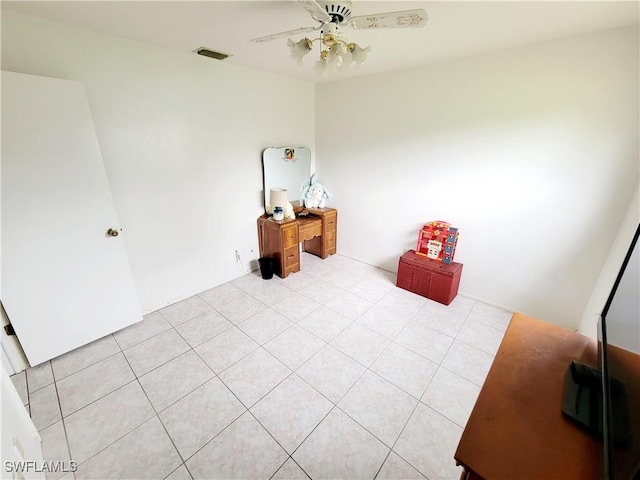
(397, 250, 463, 305)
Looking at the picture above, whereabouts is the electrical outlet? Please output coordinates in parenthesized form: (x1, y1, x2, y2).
(234, 249, 241, 262)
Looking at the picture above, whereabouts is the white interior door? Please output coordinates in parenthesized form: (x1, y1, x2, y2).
(1, 71, 142, 366)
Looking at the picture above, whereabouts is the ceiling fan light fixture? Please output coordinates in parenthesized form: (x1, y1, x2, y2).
(287, 21, 369, 75)
(338, 47, 353, 72)
(350, 44, 370, 65)
(287, 38, 312, 66)
(325, 43, 343, 68)
(322, 33, 338, 47)
(252, 1, 427, 76)
(314, 58, 330, 77)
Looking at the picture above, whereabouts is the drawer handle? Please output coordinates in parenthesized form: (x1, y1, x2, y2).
(287, 255, 295, 259)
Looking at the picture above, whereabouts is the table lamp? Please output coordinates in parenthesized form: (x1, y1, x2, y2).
(270, 188, 287, 221)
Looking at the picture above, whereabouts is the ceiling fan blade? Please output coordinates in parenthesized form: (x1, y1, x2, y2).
(347, 9, 428, 30)
(250, 25, 321, 43)
(297, 0, 332, 23)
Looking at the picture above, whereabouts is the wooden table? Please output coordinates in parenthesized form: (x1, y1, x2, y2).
(454, 313, 602, 479)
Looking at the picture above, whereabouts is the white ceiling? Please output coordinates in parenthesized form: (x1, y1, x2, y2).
(3, 1, 639, 83)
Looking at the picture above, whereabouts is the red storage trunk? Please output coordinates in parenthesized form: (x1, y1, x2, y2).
(397, 250, 463, 305)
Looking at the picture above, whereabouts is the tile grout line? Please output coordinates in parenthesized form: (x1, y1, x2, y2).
(144, 313, 293, 476)
(58, 325, 206, 477)
(50, 352, 80, 480)
(383, 304, 501, 454)
(279, 274, 470, 477)
(79, 292, 280, 477)
(117, 333, 196, 480)
(60, 378, 146, 469)
(20, 370, 32, 418)
(268, 456, 310, 480)
(275, 292, 419, 469)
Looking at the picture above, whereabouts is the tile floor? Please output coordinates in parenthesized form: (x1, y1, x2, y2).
(11, 252, 513, 480)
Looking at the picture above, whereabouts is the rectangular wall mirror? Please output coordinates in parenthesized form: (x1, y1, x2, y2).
(262, 147, 311, 210)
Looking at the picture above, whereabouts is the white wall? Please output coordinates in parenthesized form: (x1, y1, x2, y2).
(316, 26, 639, 329)
(1, 11, 315, 312)
(578, 184, 639, 338)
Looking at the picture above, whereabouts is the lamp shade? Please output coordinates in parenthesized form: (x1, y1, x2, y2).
(269, 188, 288, 209)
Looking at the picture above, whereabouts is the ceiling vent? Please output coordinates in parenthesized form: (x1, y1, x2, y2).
(194, 47, 230, 60)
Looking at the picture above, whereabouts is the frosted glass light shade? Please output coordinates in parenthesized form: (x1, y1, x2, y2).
(351, 44, 371, 65)
(269, 188, 288, 209)
(314, 59, 329, 76)
(339, 48, 353, 72)
(288, 38, 311, 66)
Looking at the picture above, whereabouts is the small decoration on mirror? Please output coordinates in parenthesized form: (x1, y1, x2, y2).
(283, 148, 297, 162)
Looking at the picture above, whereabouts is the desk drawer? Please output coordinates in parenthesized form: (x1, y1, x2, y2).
(283, 225, 298, 249)
(324, 212, 337, 232)
(283, 246, 299, 270)
(324, 231, 336, 254)
(298, 217, 322, 242)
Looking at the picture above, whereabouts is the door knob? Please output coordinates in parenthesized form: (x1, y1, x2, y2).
(107, 228, 119, 237)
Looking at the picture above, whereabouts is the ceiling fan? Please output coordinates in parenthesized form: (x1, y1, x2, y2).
(250, 1, 428, 73)
(251, 1, 428, 43)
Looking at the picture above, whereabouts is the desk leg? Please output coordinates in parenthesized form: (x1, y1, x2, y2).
(458, 467, 483, 480)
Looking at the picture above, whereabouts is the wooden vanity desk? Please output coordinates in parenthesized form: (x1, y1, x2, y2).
(257, 208, 337, 278)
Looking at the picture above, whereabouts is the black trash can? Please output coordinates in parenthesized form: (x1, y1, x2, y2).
(258, 257, 275, 280)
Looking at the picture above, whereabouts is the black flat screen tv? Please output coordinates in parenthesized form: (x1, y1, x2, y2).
(600, 224, 640, 480)
(562, 224, 639, 480)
